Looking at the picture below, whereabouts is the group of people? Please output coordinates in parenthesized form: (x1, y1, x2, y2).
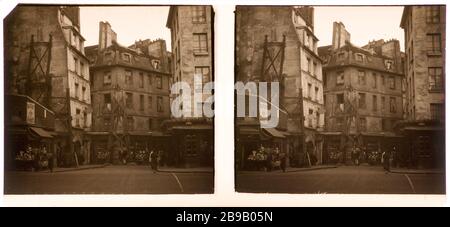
(247, 145, 287, 172)
(15, 145, 54, 172)
(350, 145, 397, 172)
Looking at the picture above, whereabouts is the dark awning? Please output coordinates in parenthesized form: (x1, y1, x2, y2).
(263, 128, 286, 138)
(404, 126, 444, 131)
(29, 127, 53, 138)
(172, 125, 213, 130)
(239, 127, 260, 135)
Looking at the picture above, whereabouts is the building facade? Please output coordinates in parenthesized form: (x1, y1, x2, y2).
(235, 6, 325, 169)
(399, 6, 446, 169)
(166, 6, 214, 167)
(86, 22, 172, 165)
(318, 22, 405, 165)
(4, 6, 92, 166)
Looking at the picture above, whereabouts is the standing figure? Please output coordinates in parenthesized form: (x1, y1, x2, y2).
(150, 150, 158, 173)
(47, 151, 54, 173)
(279, 150, 287, 173)
(354, 146, 361, 166)
(382, 149, 391, 173)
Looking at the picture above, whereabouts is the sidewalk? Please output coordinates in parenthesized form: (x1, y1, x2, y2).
(238, 165, 337, 174)
(389, 168, 444, 174)
(286, 165, 337, 173)
(157, 167, 214, 174)
(53, 164, 109, 173)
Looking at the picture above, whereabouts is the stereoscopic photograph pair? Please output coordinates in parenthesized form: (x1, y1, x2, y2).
(3, 5, 446, 195)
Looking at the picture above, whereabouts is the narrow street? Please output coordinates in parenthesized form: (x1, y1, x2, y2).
(236, 166, 445, 194)
(4, 166, 214, 194)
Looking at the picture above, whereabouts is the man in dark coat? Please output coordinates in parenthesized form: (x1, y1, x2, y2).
(382, 149, 391, 173)
(47, 151, 54, 173)
(150, 150, 158, 173)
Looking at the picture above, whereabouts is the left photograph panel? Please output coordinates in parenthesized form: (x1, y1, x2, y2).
(3, 5, 214, 194)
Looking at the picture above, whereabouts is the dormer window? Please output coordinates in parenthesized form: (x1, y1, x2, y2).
(104, 52, 112, 58)
(355, 53, 364, 62)
(122, 53, 131, 63)
(152, 60, 161, 70)
(385, 60, 394, 70)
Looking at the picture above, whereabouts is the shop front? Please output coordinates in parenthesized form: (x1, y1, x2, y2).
(322, 131, 404, 166)
(5, 94, 55, 171)
(171, 125, 214, 168)
(236, 123, 289, 171)
(395, 120, 445, 169)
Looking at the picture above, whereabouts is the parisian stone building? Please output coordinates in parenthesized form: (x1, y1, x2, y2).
(235, 6, 325, 169)
(4, 6, 92, 166)
(318, 22, 405, 165)
(166, 6, 214, 167)
(85, 22, 172, 164)
(399, 5, 446, 169)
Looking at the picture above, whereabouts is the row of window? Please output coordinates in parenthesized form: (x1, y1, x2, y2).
(334, 93, 398, 113)
(306, 109, 321, 128)
(425, 6, 441, 24)
(72, 57, 86, 77)
(428, 67, 444, 91)
(74, 83, 87, 102)
(334, 117, 397, 132)
(103, 93, 164, 113)
(103, 70, 164, 89)
(331, 71, 398, 90)
(306, 57, 319, 77)
(173, 66, 211, 85)
(102, 116, 160, 131)
(335, 52, 395, 70)
(306, 83, 320, 102)
(193, 33, 208, 54)
(74, 108, 88, 128)
(192, 6, 207, 23)
(103, 51, 161, 70)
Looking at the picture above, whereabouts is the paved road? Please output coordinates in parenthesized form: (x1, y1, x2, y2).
(4, 166, 214, 194)
(236, 166, 445, 194)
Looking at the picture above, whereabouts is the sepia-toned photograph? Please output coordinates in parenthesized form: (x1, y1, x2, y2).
(3, 5, 214, 194)
(235, 5, 446, 194)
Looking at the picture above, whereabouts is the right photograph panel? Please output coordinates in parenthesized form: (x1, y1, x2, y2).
(235, 5, 446, 194)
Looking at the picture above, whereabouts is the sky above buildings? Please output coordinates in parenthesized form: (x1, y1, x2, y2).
(314, 6, 405, 51)
(80, 6, 405, 52)
(80, 6, 171, 49)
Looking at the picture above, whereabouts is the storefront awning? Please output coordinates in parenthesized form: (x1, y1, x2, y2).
(86, 131, 109, 136)
(239, 127, 260, 135)
(263, 128, 286, 138)
(151, 131, 170, 137)
(172, 125, 213, 130)
(404, 126, 444, 131)
(29, 127, 53, 138)
(128, 132, 153, 136)
(320, 132, 342, 136)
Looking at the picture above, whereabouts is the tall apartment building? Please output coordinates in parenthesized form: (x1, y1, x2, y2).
(235, 6, 325, 168)
(85, 22, 172, 164)
(166, 6, 214, 167)
(399, 6, 445, 169)
(318, 22, 405, 164)
(4, 6, 92, 166)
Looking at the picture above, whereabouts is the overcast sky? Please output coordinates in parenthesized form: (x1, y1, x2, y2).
(80, 6, 171, 49)
(314, 6, 405, 51)
(79, 6, 405, 52)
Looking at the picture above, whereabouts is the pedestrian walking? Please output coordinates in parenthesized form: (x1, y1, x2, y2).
(150, 150, 158, 173)
(382, 149, 391, 173)
(266, 150, 273, 172)
(280, 150, 287, 173)
(47, 151, 54, 173)
(354, 146, 361, 166)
